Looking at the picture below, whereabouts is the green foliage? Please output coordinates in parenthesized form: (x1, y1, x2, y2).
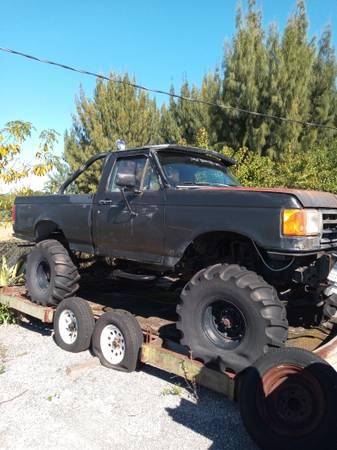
(161, 383, 184, 397)
(44, 157, 77, 194)
(63, 0, 336, 194)
(64, 73, 163, 192)
(198, 127, 337, 192)
(221, 140, 337, 192)
(168, 0, 336, 157)
(0, 304, 16, 325)
(0, 256, 25, 287)
(0, 121, 58, 184)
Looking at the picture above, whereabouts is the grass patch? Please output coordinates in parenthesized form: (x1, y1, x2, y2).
(0, 364, 5, 375)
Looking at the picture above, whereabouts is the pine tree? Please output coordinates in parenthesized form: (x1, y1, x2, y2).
(199, 69, 222, 148)
(308, 25, 337, 144)
(159, 103, 181, 143)
(64, 73, 161, 192)
(220, 0, 269, 154)
(271, 0, 315, 155)
(169, 82, 204, 145)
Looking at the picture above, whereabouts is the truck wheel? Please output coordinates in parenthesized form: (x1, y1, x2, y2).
(53, 297, 95, 352)
(176, 264, 288, 373)
(26, 239, 80, 306)
(92, 310, 143, 372)
(239, 348, 337, 450)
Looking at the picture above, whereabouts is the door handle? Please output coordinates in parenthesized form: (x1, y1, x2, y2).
(98, 199, 113, 205)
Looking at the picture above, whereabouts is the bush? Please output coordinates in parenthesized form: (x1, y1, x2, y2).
(221, 141, 337, 193)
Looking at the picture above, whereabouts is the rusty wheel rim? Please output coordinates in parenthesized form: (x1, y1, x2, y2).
(257, 364, 326, 437)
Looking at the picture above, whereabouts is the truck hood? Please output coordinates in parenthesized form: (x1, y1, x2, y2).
(195, 186, 336, 209)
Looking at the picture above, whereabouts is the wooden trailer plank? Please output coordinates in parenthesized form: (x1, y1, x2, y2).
(0, 293, 54, 323)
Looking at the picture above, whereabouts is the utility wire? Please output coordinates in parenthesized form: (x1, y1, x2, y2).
(1, 46, 337, 132)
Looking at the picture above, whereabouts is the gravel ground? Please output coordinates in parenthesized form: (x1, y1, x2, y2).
(0, 322, 258, 450)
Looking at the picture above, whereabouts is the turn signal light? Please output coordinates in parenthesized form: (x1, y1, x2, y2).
(282, 209, 321, 236)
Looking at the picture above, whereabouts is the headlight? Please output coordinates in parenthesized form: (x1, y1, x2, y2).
(282, 209, 322, 236)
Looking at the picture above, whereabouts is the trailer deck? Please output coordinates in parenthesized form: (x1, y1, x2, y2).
(0, 285, 237, 398)
(1, 285, 337, 391)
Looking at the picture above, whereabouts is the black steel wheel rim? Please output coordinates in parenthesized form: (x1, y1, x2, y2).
(202, 299, 246, 350)
(36, 260, 51, 290)
(258, 365, 326, 437)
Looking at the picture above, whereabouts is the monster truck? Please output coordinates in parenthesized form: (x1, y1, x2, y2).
(13, 144, 337, 372)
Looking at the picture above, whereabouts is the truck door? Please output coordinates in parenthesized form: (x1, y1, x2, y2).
(93, 153, 165, 264)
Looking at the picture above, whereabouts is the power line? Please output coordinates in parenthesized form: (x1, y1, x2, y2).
(1, 46, 337, 132)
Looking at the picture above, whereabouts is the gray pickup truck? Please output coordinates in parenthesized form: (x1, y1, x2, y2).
(13, 144, 337, 371)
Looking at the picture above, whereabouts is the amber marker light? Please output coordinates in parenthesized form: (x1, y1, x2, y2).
(282, 209, 321, 237)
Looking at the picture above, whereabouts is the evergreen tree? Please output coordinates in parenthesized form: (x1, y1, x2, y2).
(64, 73, 161, 192)
(220, 0, 269, 154)
(169, 82, 204, 145)
(309, 25, 337, 144)
(199, 69, 222, 148)
(272, 0, 315, 154)
(159, 102, 181, 143)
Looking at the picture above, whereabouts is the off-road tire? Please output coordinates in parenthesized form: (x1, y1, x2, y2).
(239, 347, 337, 450)
(54, 297, 95, 352)
(176, 264, 288, 373)
(26, 239, 80, 306)
(92, 310, 143, 372)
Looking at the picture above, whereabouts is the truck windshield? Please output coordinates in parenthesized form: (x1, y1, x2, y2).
(157, 152, 240, 187)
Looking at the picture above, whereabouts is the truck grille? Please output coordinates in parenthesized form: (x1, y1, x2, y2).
(321, 210, 337, 245)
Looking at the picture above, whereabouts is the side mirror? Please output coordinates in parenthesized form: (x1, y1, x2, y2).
(115, 173, 136, 190)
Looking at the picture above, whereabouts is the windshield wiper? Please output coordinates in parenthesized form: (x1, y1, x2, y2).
(178, 182, 231, 187)
(179, 182, 211, 186)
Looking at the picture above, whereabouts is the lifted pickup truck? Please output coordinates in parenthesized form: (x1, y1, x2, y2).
(13, 144, 337, 372)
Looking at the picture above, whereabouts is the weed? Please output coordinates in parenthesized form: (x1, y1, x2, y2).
(0, 304, 16, 325)
(179, 358, 199, 402)
(162, 383, 184, 397)
(0, 256, 25, 287)
(47, 393, 59, 402)
(0, 364, 5, 375)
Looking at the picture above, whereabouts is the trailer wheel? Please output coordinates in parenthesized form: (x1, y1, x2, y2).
(176, 264, 288, 372)
(239, 347, 337, 450)
(92, 310, 143, 372)
(54, 297, 95, 353)
(26, 239, 80, 306)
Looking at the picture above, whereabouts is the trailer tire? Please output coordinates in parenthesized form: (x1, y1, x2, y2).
(54, 297, 95, 352)
(176, 264, 288, 373)
(239, 347, 337, 450)
(26, 239, 80, 306)
(92, 310, 143, 372)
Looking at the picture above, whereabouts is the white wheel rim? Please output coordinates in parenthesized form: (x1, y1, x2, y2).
(58, 309, 78, 345)
(100, 324, 126, 365)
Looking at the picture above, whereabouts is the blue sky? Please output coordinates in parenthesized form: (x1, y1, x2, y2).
(1, 0, 336, 190)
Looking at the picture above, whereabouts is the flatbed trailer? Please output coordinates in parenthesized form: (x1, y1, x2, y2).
(1, 286, 337, 450)
(0, 286, 236, 397)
